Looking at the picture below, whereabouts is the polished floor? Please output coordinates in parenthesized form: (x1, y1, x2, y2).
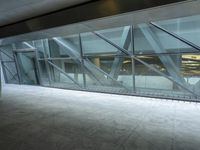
(0, 84, 200, 150)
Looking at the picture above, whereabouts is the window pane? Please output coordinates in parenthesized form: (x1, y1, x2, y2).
(134, 53, 200, 99)
(81, 32, 119, 55)
(2, 62, 19, 84)
(0, 45, 14, 61)
(48, 59, 83, 89)
(84, 56, 133, 93)
(155, 15, 200, 48)
(38, 60, 50, 86)
(134, 23, 199, 54)
(48, 35, 80, 58)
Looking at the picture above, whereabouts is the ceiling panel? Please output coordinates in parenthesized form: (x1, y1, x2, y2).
(0, 0, 91, 26)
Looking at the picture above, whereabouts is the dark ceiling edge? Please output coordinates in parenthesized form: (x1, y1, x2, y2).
(0, 0, 98, 28)
(0, 0, 187, 39)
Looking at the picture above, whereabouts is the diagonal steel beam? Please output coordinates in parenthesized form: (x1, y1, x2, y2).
(109, 26, 132, 79)
(150, 22, 200, 52)
(53, 37, 127, 87)
(133, 56, 199, 97)
(48, 60, 82, 88)
(52, 37, 104, 85)
(91, 29, 199, 97)
(92, 31, 131, 56)
(23, 42, 35, 49)
(79, 33, 86, 88)
(53, 37, 81, 64)
(0, 48, 14, 61)
(85, 58, 130, 90)
(21, 41, 42, 84)
(10, 73, 18, 81)
(150, 22, 200, 93)
(2, 63, 18, 81)
(138, 24, 186, 85)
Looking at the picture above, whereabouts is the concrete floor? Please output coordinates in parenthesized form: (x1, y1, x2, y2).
(0, 84, 200, 150)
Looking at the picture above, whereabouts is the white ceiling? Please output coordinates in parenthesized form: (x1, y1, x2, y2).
(0, 0, 91, 26)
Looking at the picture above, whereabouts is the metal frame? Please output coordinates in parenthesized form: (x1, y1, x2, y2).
(131, 25, 136, 93)
(0, 45, 21, 84)
(52, 37, 125, 87)
(150, 22, 200, 52)
(1, 61, 8, 83)
(0, 14, 200, 101)
(0, 48, 14, 60)
(1, 62, 18, 82)
(85, 58, 130, 91)
(47, 60, 82, 88)
(32, 41, 42, 85)
(138, 24, 186, 87)
(79, 33, 86, 88)
(13, 43, 41, 85)
(109, 26, 132, 79)
(37, 39, 53, 86)
(88, 26, 199, 98)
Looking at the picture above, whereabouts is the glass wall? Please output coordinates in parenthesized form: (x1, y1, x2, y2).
(0, 14, 200, 101)
(0, 45, 19, 84)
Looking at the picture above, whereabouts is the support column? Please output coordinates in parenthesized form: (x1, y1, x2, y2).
(131, 25, 136, 93)
(79, 34, 86, 88)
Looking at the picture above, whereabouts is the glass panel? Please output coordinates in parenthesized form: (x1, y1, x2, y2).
(2, 62, 19, 84)
(84, 56, 132, 93)
(33, 40, 46, 58)
(48, 34, 80, 58)
(65, 35, 80, 54)
(135, 53, 200, 98)
(0, 44, 19, 84)
(38, 60, 50, 86)
(0, 9, 200, 101)
(81, 32, 119, 55)
(0, 45, 14, 61)
(14, 41, 34, 50)
(155, 15, 200, 48)
(134, 24, 199, 54)
(134, 59, 195, 99)
(98, 26, 133, 53)
(48, 59, 83, 89)
(17, 52, 39, 85)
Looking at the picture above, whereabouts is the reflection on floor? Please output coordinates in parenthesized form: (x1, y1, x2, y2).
(0, 84, 200, 150)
